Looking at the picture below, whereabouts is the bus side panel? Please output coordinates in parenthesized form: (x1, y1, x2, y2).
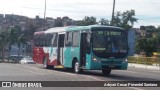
(84, 54, 92, 69)
(71, 47, 80, 64)
(33, 47, 45, 64)
(64, 47, 72, 67)
(43, 47, 58, 66)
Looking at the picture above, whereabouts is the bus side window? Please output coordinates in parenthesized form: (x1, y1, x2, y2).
(34, 35, 40, 47)
(45, 33, 53, 46)
(86, 32, 91, 54)
(51, 33, 58, 47)
(65, 32, 72, 46)
(72, 31, 79, 47)
(40, 34, 45, 47)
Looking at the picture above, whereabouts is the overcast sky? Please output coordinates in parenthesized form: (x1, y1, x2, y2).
(0, 0, 160, 28)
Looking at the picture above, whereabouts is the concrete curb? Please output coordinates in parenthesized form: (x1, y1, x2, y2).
(128, 63, 160, 70)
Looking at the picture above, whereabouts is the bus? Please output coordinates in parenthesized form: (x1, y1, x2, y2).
(33, 25, 128, 75)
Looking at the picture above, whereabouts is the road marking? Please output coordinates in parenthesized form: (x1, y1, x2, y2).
(13, 66, 45, 75)
(151, 71, 160, 73)
(115, 70, 137, 74)
(20, 65, 40, 70)
(19, 64, 104, 80)
(129, 87, 144, 90)
(0, 74, 37, 76)
(19, 64, 77, 76)
(83, 75, 104, 81)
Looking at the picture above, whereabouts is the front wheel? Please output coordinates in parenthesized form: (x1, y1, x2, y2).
(74, 61, 83, 74)
(102, 69, 111, 75)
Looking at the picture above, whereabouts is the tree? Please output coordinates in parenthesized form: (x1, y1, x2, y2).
(76, 16, 97, 26)
(136, 37, 157, 57)
(0, 28, 11, 62)
(17, 34, 27, 57)
(146, 25, 156, 38)
(99, 18, 110, 25)
(112, 10, 138, 30)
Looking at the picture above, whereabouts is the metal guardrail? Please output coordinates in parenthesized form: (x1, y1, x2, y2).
(128, 56, 160, 65)
(128, 56, 160, 70)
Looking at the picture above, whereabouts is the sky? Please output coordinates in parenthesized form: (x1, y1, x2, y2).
(0, 0, 160, 28)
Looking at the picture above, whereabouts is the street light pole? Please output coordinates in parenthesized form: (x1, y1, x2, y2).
(43, 0, 46, 31)
(111, 0, 116, 26)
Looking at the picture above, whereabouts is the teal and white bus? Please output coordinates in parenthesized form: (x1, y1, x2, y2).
(33, 25, 128, 75)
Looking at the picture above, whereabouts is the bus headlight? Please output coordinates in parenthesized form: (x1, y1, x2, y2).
(123, 59, 128, 63)
(92, 57, 97, 62)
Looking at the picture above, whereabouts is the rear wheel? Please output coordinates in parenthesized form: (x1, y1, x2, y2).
(102, 69, 111, 75)
(74, 61, 83, 74)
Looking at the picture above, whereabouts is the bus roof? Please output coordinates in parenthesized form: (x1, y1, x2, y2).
(36, 25, 124, 34)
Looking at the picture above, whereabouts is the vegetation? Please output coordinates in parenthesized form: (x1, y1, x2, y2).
(112, 10, 138, 30)
(76, 9, 138, 30)
(0, 26, 27, 62)
(136, 25, 160, 57)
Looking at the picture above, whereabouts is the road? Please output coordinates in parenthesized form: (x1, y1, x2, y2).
(0, 63, 159, 90)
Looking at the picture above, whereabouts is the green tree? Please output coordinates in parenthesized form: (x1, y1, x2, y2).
(76, 16, 97, 26)
(0, 29, 11, 62)
(112, 10, 138, 30)
(17, 34, 27, 57)
(136, 37, 157, 57)
(99, 18, 110, 25)
(145, 25, 156, 37)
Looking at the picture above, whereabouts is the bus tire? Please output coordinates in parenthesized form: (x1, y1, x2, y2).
(43, 57, 49, 69)
(102, 69, 111, 75)
(74, 61, 83, 74)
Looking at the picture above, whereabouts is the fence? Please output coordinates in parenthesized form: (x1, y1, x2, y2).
(128, 56, 160, 66)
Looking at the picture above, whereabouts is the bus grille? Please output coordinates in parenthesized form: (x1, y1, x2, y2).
(101, 60, 122, 65)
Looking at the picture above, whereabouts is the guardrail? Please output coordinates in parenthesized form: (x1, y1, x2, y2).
(128, 56, 160, 66)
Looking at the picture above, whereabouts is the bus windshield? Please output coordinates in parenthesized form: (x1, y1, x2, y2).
(92, 29, 128, 58)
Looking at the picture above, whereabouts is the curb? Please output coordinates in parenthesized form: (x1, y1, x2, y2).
(128, 63, 160, 70)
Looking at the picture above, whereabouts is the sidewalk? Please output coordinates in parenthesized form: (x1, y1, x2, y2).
(128, 63, 160, 70)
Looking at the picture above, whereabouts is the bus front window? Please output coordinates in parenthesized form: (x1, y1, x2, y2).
(92, 30, 128, 58)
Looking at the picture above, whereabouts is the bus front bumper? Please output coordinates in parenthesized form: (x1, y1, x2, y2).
(89, 59, 128, 70)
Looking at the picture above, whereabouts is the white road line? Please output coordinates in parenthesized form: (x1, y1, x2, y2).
(20, 65, 41, 70)
(19, 64, 76, 76)
(115, 70, 137, 73)
(129, 87, 144, 90)
(151, 71, 160, 73)
(0, 74, 35, 76)
(13, 67, 45, 75)
(84, 75, 104, 81)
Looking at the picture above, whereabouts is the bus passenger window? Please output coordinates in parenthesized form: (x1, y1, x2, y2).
(65, 32, 72, 46)
(72, 32, 79, 47)
(51, 33, 58, 47)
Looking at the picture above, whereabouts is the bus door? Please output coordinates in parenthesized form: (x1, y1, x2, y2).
(57, 34, 65, 65)
(80, 33, 87, 66)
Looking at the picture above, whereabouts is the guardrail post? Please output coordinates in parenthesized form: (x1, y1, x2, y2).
(145, 57, 147, 69)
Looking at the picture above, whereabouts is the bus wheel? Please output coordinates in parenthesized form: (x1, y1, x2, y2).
(43, 57, 49, 69)
(74, 61, 83, 74)
(102, 69, 111, 75)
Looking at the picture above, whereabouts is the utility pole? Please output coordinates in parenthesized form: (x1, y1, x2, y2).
(43, 0, 46, 31)
(111, 0, 116, 26)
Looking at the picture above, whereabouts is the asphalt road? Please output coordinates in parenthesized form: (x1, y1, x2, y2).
(0, 63, 159, 90)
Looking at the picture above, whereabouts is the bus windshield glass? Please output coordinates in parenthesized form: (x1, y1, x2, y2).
(92, 29, 128, 58)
